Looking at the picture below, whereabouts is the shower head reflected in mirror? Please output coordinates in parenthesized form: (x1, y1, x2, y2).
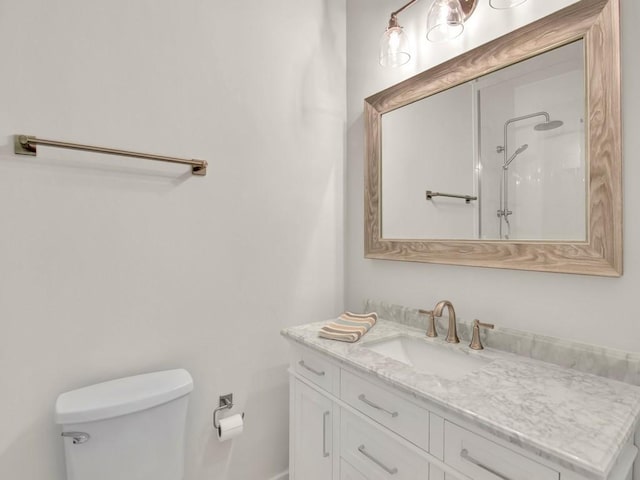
(497, 112, 564, 154)
(534, 119, 564, 131)
(504, 144, 528, 168)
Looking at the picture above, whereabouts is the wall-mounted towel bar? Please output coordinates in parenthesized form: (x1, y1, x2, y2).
(14, 135, 207, 176)
(426, 190, 477, 204)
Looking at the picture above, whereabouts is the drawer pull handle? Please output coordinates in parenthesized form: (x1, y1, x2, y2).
(322, 411, 330, 458)
(461, 448, 511, 480)
(358, 444, 398, 475)
(358, 394, 399, 418)
(298, 360, 325, 377)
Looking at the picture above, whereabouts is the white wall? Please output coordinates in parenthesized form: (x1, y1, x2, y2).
(0, 1, 345, 480)
(382, 82, 477, 239)
(346, 0, 640, 352)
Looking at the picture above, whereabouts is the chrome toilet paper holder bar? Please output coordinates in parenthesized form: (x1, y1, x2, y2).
(213, 394, 244, 429)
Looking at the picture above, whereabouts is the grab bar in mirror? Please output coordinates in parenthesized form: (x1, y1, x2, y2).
(426, 190, 477, 204)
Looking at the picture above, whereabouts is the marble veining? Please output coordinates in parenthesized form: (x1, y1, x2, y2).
(365, 299, 640, 386)
(282, 319, 640, 480)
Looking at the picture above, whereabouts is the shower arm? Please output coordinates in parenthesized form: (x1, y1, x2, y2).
(502, 111, 550, 165)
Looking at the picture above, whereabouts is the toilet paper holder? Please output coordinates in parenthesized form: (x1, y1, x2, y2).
(213, 394, 244, 429)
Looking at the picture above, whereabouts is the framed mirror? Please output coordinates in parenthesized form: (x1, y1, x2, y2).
(365, 0, 622, 276)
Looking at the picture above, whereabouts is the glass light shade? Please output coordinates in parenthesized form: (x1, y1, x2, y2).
(379, 26, 411, 67)
(426, 0, 465, 43)
(489, 0, 527, 9)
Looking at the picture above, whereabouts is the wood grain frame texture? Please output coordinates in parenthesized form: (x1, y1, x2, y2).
(364, 0, 622, 276)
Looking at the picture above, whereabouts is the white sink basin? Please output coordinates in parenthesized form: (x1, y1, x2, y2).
(363, 335, 491, 380)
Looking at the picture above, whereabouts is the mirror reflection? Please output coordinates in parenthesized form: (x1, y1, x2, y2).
(381, 40, 585, 241)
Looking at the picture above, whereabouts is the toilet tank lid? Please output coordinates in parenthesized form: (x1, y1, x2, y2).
(55, 369, 193, 424)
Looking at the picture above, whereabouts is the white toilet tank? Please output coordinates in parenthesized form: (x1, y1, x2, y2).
(55, 369, 193, 480)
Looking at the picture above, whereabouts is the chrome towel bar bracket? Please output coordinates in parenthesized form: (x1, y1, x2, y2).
(14, 134, 207, 176)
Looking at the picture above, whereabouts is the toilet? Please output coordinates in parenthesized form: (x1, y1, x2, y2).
(55, 369, 193, 480)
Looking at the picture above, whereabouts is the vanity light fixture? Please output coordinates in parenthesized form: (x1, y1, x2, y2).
(379, 0, 419, 67)
(426, 0, 466, 42)
(381, 0, 527, 66)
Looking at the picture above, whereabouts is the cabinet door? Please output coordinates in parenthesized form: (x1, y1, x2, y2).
(292, 379, 333, 480)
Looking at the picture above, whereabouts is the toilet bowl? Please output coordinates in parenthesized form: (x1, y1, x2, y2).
(55, 369, 193, 480)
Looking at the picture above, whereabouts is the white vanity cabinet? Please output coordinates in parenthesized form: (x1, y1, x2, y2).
(291, 378, 334, 480)
(289, 346, 340, 480)
(289, 344, 432, 480)
(288, 343, 638, 480)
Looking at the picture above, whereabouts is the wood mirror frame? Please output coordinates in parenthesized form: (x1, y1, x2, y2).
(364, 0, 622, 276)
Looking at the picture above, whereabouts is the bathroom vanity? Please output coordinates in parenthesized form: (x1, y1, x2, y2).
(282, 319, 640, 480)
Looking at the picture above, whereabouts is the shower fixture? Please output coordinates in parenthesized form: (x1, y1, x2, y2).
(496, 143, 528, 236)
(496, 112, 563, 152)
(496, 111, 564, 239)
(534, 119, 565, 131)
(503, 144, 528, 169)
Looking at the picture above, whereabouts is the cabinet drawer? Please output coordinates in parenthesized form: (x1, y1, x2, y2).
(444, 421, 559, 480)
(341, 409, 430, 480)
(292, 346, 337, 394)
(341, 369, 429, 450)
(340, 459, 368, 480)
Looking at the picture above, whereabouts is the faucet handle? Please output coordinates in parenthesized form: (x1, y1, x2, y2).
(469, 319, 494, 350)
(418, 309, 437, 338)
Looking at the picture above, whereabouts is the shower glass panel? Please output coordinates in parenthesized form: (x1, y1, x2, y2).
(477, 41, 586, 240)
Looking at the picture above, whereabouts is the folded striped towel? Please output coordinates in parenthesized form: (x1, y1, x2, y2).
(318, 312, 378, 343)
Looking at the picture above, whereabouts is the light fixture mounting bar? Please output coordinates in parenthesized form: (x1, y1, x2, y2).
(391, 0, 419, 17)
(388, 0, 419, 27)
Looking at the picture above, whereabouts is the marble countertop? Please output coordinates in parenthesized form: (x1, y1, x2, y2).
(282, 319, 640, 480)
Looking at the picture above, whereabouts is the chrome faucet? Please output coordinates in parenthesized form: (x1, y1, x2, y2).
(433, 300, 459, 344)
